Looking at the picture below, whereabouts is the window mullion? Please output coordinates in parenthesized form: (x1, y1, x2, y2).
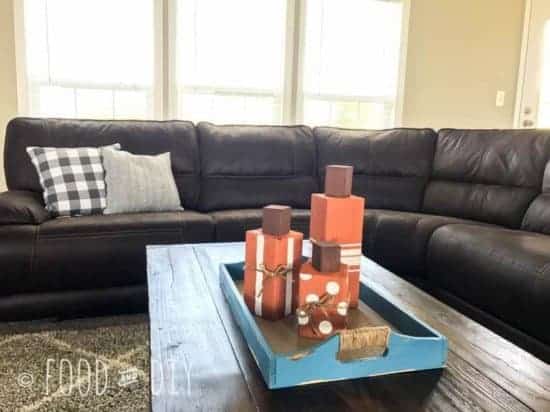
(282, 0, 302, 125)
(293, 0, 307, 124)
(394, 0, 411, 127)
(157, 0, 176, 120)
(155, 0, 168, 120)
(13, 0, 29, 116)
(165, 0, 178, 120)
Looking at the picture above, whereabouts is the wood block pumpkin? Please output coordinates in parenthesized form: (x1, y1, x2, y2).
(310, 165, 365, 307)
(244, 205, 303, 320)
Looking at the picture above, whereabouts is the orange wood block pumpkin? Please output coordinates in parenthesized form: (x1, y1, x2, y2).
(243, 205, 303, 321)
(310, 165, 365, 308)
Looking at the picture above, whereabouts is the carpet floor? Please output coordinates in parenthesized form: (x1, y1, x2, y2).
(0, 314, 150, 411)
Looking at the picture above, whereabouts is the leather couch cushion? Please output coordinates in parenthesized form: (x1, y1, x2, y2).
(211, 209, 310, 241)
(0, 226, 37, 296)
(424, 181, 536, 229)
(544, 161, 550, 192)
(197, 122, 318, 211)
(5, 118, 201, 209)
(315, 127, 437, 212)
(522, 162, 550, 234)
(364, 210, 486, 278)
(15, 212, 215, 294)
(0, 285, 147, 321)
(427, 224, 550, 345)
(424, 129, 550, 228)
(38, 211, 212, 238)
(0, 191, 50, 224)
(522, 194, 550, 235)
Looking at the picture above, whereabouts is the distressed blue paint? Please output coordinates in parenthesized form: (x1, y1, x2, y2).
(220, 261, 448, 389)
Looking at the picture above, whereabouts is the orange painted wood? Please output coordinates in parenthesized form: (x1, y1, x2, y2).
(309, 194, 365, 244)
(310, 193, 365, 307)
(298, 306, 347, 340)
(296, 261, 350, 306)
(296, 260, 349, 340)
(244, 229, 303, 320)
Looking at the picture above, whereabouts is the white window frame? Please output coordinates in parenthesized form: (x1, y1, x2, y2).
(14, 0, 163, 119)
(168, 0, 292, 125)
(395, 0, 411, 126)
(294, 0, 410, 127)
(14, 0, 410, 126)
(13, 0, 28, 117)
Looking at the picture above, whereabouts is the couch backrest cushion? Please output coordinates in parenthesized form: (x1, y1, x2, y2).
(522, 162, 550, 234)
(423, 129, 550, 228)
(5, 117, 201, 208)
(197, 122, 317, 211)
(314, 127, 437, 211)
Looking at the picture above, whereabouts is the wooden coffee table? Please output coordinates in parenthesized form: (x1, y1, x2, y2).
(147, 243, 550, 411)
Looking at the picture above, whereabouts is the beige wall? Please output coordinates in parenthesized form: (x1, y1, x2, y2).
(402, 0, 525, 129)
(0, 0, 527, 190)
(0, 0, 17, 191)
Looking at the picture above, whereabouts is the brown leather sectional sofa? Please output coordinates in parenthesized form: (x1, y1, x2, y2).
(1, 117, 549, 362)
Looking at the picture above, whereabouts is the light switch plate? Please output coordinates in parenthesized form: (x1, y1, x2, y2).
(496, 90, 505, 107)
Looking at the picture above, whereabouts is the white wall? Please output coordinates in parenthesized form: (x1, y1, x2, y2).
(402, 0, 525, 129)
(0, 0, 17, 190)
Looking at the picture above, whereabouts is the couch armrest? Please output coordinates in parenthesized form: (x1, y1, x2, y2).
(0, 191, 51, 225)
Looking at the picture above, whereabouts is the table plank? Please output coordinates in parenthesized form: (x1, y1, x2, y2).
(361, 258, 550, 412)
(191, 242, 542, 412)
(147, 245, 257, 411)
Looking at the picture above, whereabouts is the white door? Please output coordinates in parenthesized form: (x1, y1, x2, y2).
(516, 0, 550, 128)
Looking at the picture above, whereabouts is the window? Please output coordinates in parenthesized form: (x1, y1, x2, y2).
(16, 0, 408, 128)
(173, 0, 288, 124)
(301, 0, 405, 128)
(18, 0, 157, 120)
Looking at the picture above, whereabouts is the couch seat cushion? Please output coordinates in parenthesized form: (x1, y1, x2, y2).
(211, 209, 310, 242)
(427, 224, 550, 346)
(23, 211, 215, 294)
(364, 210, 487, 278)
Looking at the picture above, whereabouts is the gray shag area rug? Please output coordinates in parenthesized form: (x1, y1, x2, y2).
(0, 314, 150, 411)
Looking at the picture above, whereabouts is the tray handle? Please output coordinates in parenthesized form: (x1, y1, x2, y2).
(337, 326, 391, 361)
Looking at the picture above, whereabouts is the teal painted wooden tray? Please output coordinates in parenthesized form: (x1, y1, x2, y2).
(219, 261, 448, 389)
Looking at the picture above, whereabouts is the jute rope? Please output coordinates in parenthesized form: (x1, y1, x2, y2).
(253, 264, 293, 298)
(296, 293, 334, 337)
(338, 326, 391, 360)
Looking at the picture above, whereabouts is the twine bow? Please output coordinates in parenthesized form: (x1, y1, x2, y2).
(296, 293, 335, 336)
(254, 264, 293, 298)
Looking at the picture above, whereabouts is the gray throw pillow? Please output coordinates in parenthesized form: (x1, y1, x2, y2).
(102, 147, 182, 214)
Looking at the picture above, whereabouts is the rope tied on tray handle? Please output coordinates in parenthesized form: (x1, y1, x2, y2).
(337, 326, 391, 361)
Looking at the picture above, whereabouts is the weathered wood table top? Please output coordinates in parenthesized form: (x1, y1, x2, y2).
(146, 242, 550, 412)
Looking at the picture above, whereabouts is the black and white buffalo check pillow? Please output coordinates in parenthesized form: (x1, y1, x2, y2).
(26, 144, 120, 217)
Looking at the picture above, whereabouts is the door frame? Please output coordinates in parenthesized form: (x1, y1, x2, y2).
(514, 0, 538, 128)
